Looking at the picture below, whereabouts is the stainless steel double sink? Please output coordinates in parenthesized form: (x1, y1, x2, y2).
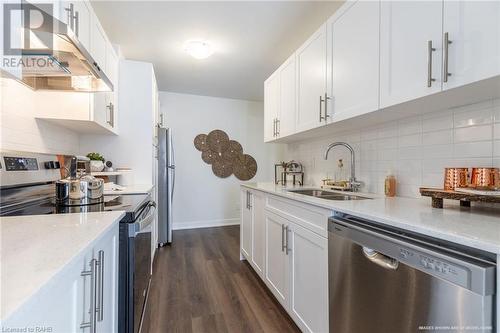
(288, 189, 371, 201)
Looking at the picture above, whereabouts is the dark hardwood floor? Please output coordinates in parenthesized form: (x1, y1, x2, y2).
(142, 226, 300, 333)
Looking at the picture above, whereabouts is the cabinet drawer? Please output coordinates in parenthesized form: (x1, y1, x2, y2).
(265, 194, 331, 238)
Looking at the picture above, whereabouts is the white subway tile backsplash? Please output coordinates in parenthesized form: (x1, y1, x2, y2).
(398, 116, 422, 136)
(422, 112, 453, 132)
(454, 125, 493, 143)
(494, 124, 500, 139)
(494, 140, 500, 157)
(422, 129, 453, 146)
(422, 144, 454, 159)
(454, 104, 493, 128)
(453, 141, 492, 158)
(284, 98, 499, 198)
(398, 133, 422, 148)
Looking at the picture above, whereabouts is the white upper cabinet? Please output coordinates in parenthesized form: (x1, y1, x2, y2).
(296, 24, 328, 132)
(90, 18, 107, 75)
(442, 0, 500, 90)
(278, 54, 297, 138)
(328, 0, 380, 121)
(380, 1, 443, 108)
(264, 72, 280, 142)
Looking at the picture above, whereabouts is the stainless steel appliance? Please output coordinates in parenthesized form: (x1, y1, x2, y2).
(157, 127, 175, 245)
(329, 213, 496, 333)
(55, 156, 104, 206)
(0, 151, 155, 333)
(3, 2, 113, 92)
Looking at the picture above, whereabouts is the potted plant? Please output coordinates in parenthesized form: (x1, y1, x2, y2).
(86, 152, 105, 172)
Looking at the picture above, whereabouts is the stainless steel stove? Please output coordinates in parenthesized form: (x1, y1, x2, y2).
(0, 151, 155, 333)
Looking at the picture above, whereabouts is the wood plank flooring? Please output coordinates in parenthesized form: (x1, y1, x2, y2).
(142, 226, 300, 333)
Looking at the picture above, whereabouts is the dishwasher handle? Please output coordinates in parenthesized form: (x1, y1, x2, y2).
(362, 247, 399, 270)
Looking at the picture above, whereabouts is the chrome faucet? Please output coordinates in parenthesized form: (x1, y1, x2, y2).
(324, 142, 361, 192)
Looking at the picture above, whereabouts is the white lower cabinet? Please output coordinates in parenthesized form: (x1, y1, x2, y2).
(3, 223, 119, 332)
(241, 188, 329, 332)
(288, 222, 329, 333)
(264, 211, 290, 309)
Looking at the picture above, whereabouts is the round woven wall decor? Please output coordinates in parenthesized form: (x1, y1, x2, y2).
(207, 130, 230, 153)
(233, 154, 257, 181)
(194, 134, 209, 152)
(222, 140, 243, 160)
(212, 156, 233, 178)
(201, 150, 218, 164)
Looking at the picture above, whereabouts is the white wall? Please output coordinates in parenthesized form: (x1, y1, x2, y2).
(160, 91, 283, 229)
(0, 78, 80, 154)
(284, 98, 500, 198)
(79, 60, 155, 185)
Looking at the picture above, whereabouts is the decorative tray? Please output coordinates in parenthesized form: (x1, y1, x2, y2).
(419, 187, 500, 209)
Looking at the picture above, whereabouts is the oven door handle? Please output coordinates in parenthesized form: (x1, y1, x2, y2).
(135, 205, 156, 235)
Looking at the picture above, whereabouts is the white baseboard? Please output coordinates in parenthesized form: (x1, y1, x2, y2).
(172, 218, 240, 230)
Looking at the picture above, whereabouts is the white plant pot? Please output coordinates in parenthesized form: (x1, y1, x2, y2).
(90, 160, 105, 172)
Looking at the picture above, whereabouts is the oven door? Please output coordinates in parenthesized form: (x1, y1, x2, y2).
(130, 202, 155, 333)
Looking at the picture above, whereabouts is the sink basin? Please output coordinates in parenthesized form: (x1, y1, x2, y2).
(288, 189, 371, 201)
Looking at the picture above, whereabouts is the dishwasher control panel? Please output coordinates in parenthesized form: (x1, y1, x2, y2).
(397, 246, 469, 288)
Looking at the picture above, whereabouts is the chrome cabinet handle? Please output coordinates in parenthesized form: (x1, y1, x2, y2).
(74, 10, 79, 37)
(276, 119, 280, 137)
(248, 192, 252, 209)
(80, 258, 98, 333)
(324, 93, 331, 121)
(281, 224, 285, 252)
(427, 40, 436, 87)
(65, 4, 74, 30)
(319, 95, 325, 122)
(443, 32, 452, 83)
(106, 103, 114, 127)
(285, 225, 290, 255)
(362, 247, 399, 270)
(97, 250, 104, 322)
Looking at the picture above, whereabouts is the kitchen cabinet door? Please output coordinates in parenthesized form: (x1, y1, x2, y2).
(329, 0, 380, 120)
(264, 72, 279, 142)
(443, 1, 500, 90)
(288, 222, 328, 333)
(296, 24, 327, 132)
(90, 17, 107, 74)
(251, 191, 265, 277)
(380, 1, 443, 108)
(3, 247, 93, 332)
(278, 54, 297, 138)
(94, 223, 119, 333)
(240, 189, 253, 259)
(59, 0, 91, 52)
(264, 211, 289, 310)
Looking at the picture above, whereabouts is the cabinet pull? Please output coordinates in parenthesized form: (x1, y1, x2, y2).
(65, 4, 74, 30)
(276, 119, 280, 136)
(319, 95, 325, 122)
(80, 258, 98, 333)
(324, 93, 331, 121)
(281, 224, 285, 252)
(97, 250, 104, 322)
(248, 192, 252, 209)
(427, 40, 436, 87)
(74, 10, 79, 37)
(443, 32, 452, 83)
(285, 225, 290, 255)
(106, 103, 114, 127)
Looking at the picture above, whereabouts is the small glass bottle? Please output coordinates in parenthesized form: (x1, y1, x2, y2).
(385, 174, 396, 197)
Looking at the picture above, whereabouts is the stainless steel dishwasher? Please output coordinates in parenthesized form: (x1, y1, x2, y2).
(329, 212, 496, 333)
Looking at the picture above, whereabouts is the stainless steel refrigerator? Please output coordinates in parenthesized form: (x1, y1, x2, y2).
(157, 127, 175, 245)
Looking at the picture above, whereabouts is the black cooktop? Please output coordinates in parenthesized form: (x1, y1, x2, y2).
(0, 193, 151, 222)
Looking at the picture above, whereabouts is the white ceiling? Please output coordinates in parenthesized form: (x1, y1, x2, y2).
(91, 1, 343, 101)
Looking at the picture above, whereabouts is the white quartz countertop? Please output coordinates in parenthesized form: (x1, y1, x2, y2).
(242, 182, 500, 254)
(0, 211, 125, 320)
(103, 183, 153, 195)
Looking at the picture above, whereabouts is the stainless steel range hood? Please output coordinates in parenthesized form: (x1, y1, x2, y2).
(6, 14, 113, 92)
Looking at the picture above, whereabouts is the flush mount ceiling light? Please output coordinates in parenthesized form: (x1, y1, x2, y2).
(184, 40, 213, 59)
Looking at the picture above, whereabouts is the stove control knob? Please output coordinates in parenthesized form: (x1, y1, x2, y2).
(44, 161, 52, 169)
